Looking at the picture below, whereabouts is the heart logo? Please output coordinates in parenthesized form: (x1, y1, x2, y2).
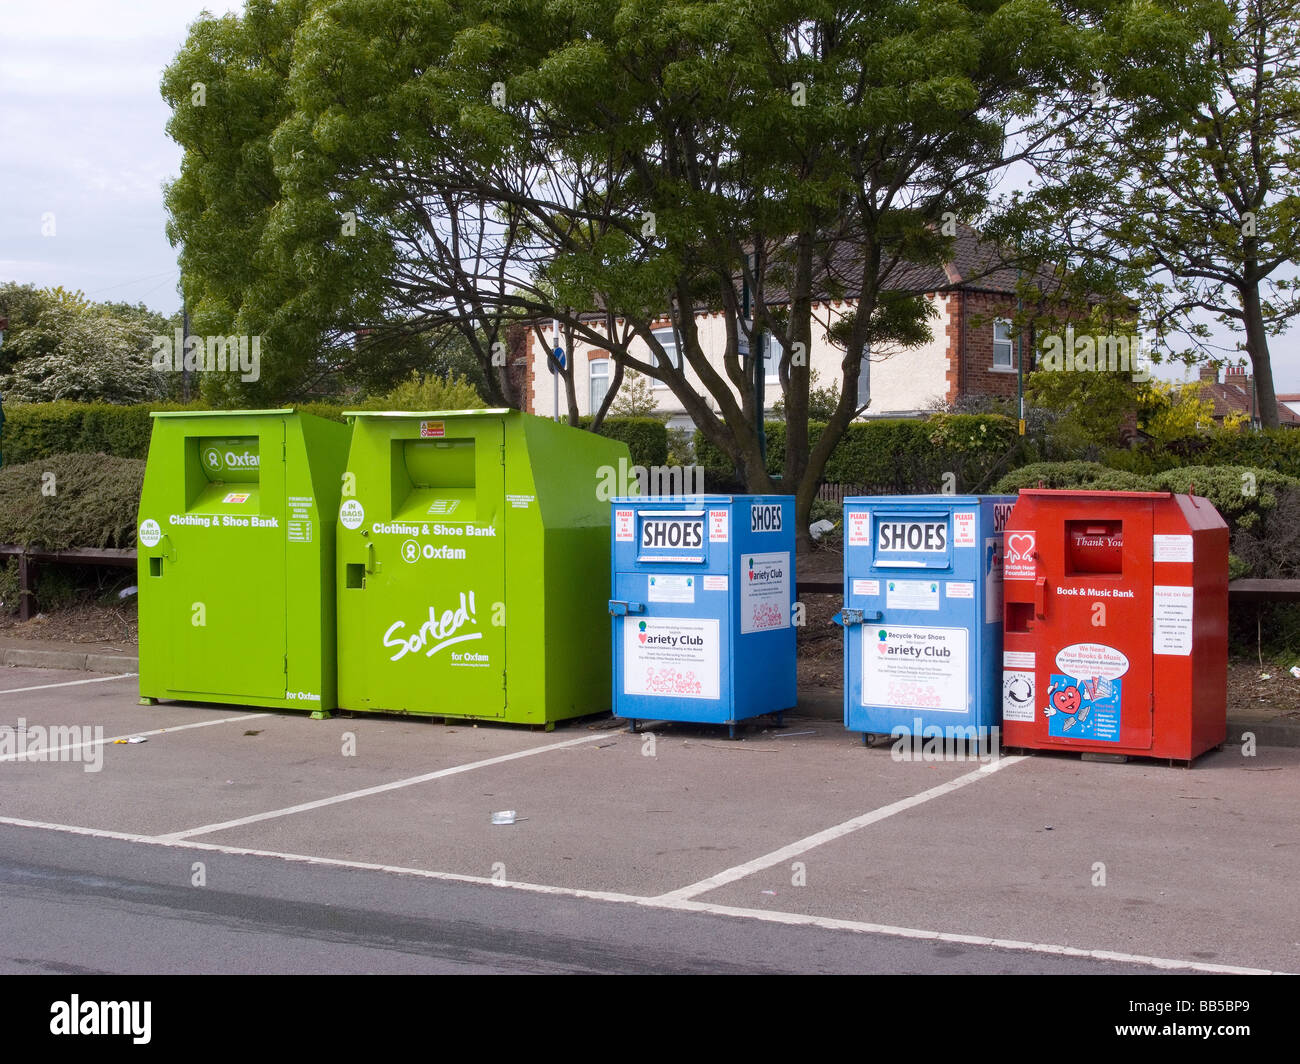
(877, 643, 888, 654)
(1007, 533, 1034, 560)
(1052, 687, 1081, 715)
(639, 634, 647, 644)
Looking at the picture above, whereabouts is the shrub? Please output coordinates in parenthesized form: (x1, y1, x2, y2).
(0, 453, 145, 550)
(580, 417, 668, 467)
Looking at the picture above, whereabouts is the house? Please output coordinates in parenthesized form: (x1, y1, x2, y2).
(1192, 364, 1300, 428)
(513, 226, 1054, 430)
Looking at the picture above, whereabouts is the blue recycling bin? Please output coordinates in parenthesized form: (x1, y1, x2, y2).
(610, 495, 796, 736)
(840, 495, 1015, 747)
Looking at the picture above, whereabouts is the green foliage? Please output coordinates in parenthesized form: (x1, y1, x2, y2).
(355, 371, 486, 412)
(771, 369, 841, 421)
(610, 371, 660, 418)
(0, 453, 145, 550)
(0, 284, 177, 404)
(698, 415, 1019, 493)
(992, 460, 1300, 581)
(579, 417, 668, 468)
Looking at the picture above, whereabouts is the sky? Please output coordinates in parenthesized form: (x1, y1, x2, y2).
(0, 1, 1294, 391)
(0, 1, 242, 314)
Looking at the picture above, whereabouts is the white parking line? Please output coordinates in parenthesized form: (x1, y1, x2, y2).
(0, 813, 1279, 975)
(0, 713, 270, 763)
(0, 673, 137, 696)
(154, 731, 610, 841)
(653, 755, 1026, 903)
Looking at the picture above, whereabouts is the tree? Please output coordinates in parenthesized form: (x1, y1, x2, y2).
(610, 371, 660, 419)
(0, 298, 167, 404)
(1001, 0, 1300, 428)
(165, 0, 1214, 545)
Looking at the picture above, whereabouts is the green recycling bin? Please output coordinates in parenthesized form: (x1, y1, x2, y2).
(336, 409, 630, 724)
(137, 409, 350, 715)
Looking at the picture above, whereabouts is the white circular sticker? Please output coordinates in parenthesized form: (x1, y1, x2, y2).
(138, 519, 162, 548)
(339, 499, 365, 530)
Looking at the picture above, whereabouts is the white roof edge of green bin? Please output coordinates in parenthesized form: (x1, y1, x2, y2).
(149, 408, 295, 419)
(343, 408, 514, 418)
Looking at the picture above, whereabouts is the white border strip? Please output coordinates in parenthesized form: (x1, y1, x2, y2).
(0, 673, 137, 696)
(655, 755, 1025, 902)
(0, 713, 269, 763)
(0, 814, 1277, 975)
(155, 731, 609, 841)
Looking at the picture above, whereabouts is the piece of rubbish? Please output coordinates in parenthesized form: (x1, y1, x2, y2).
(112, 736, 148, 745)
(1260, 672, 1272, 680)
(761, 890, 777, 895)
(1290, 666, 1300, 680)
(491, 810, 520, 825)
(774, 729, 816, 738)
(809, 519, 836, 541)
(118, 585, 138, 599)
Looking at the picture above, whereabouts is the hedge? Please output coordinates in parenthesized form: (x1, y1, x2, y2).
(1, 401, 666, 469)
(993, 461, 1300, 579)
(696, 414, 1020, 492)
(579, 416, 669, 467)
(0, 452, 144, 550)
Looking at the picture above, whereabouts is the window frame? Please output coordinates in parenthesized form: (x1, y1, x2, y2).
(992, 318, 1016, 370)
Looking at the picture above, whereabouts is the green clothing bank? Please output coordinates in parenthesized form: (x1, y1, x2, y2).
(137, 408, 631, 726)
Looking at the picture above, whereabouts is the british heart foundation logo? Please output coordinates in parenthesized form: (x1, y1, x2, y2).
(1003, 531, 1036, 580)
(638, 620, 648, 644)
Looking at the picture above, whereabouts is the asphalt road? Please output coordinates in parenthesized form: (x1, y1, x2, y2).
(0, 823, 1144, 975)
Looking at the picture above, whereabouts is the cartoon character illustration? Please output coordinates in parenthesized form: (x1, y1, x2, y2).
(1044, 673, 1120, 740)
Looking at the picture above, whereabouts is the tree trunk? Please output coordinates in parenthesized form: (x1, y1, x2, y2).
(1241, 281, 1278, 429)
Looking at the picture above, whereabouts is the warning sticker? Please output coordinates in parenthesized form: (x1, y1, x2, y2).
(1003, 671, 1035, 722)
(740, 552, 790, 633)
(852, 578, 879, 597)
(1153, 585, 1194, 655)
(1003, 531, 1036, 581)
(847, 512, 871, 546)
(862, 625, 968, 712)
(702, 575, 728, 591)
(623, 617, 720, 700)
(1154, 534, 1194, 563)
(954, 512, 976, 548)
(615, 509, 634, 542)
(1003, 649, 1035, 669)
(885, 579, 940, 611)
(419, 420, 445, 439)
(946, 581, 974, 599)
(709, 509, 729, 542)
(648, 573, 695, 604)
(222, 493, 250, 505)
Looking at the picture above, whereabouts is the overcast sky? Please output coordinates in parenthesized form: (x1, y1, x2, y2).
(1, 1, 1293, 390)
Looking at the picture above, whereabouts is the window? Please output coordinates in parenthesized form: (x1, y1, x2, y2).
(589, 359, 610, 413)
(651, 326, 681, 386)
(993, 319, 1016, 369)
(764, 333, 782, 379)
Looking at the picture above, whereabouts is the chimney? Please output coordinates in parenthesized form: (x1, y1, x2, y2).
(1198, 362, 1220, 383)
(1224, 365, 1250, 393)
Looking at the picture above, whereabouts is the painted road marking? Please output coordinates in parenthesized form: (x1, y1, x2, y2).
(0, 814, 1279, 975)
(0, 673, 137, 696)
(0, 713, 270, 763)
(154, 731, 610, 841)
(654, 755, 1026, 903)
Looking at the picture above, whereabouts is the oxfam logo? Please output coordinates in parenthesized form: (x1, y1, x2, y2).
(203, 445, 258, 474)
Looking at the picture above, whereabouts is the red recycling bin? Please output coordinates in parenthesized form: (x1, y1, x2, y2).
(1000, 490, 1228, 763)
